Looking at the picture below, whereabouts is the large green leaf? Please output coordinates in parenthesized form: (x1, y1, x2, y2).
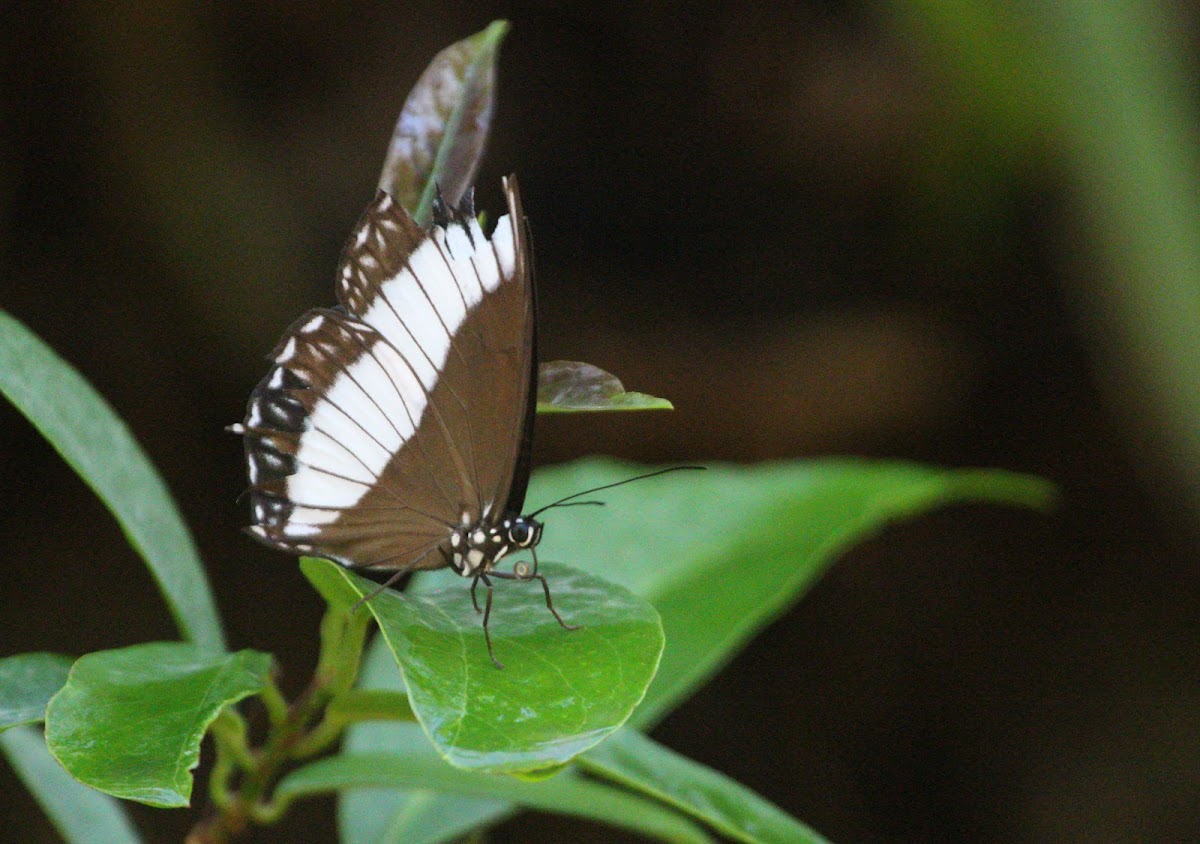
(524, 458, 1055, 725)
(281, 745, 713, 844)
(344, 458, 1052, 841)
(308, 558, 662, 773)
(0, 310, 225, 653)
(378, 20, 508, 222)
(0, 653, 73, 732)
(44, 642, 271, 807)
(0, 726, 142, 844)
(581, 728, 828, 844)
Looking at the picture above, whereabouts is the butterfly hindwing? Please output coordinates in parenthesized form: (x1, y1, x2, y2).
(240, 177, 533, 572)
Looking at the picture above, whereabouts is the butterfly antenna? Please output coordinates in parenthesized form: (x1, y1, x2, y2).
(528, 465, 705, 517)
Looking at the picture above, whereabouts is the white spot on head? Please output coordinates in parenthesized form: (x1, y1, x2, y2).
(471, 530, 486, 546)
(461, 511, 471, 526)
(467, 549, 485, 570)
(450, 533, 462, 548)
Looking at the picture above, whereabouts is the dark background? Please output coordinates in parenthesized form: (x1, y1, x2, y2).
(3, 2, 1200, 841)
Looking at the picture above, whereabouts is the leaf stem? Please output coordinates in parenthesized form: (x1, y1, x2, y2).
(185, 605, 386, 842)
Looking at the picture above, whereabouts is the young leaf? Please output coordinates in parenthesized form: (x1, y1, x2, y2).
(526, 458, 1056, 726)
(536, 360, 674, 413)
(0, 653, 73, 732)
(309, 558, 662, 773)
(379, 20, 509, 221)
(581, 728, 829, 844)
(44, 642, 272, 807)
(0, 310, 226, 654)
(281, 746, 714, 844)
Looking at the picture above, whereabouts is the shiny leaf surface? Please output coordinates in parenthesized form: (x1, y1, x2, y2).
(308, 559, 662, 773)
(44, 642, 271, 807)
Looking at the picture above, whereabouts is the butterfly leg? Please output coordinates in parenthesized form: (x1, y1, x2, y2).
(480, 574, 503, 669)
(533, 573, 580, 632)
(526, 547, 577, 631)
(491, 564, 579, 632)
(470, 573, 484, 614)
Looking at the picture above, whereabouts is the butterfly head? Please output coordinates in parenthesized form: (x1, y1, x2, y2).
(505, 515, 542, 549)
(448, 514, 543, 577)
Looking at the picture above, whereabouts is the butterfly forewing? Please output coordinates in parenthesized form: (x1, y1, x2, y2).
(240, 177, 532, 572)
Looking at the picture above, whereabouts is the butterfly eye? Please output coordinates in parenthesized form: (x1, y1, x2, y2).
(508, 522, 531, 546)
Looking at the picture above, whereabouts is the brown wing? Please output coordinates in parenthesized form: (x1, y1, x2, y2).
(238, 177, 531, 570)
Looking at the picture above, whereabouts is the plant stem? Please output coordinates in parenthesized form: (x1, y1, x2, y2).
(185, 606, 373, 842)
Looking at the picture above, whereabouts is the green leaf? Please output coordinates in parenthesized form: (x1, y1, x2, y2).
(0, 653, 73, 732)
(526, 458, 1055, 725)
(379, 20, 509, 221)
(281, 748, 713, 844)
(339, 639, 510, 844)
(0, 310, 225, 654)
(536, 360, 674, 413)
(341, 457, 1052, 840)
(328, 689, 417, 724)
(44, 642, 272, 807)
(307, 558, 662, 773)
(581, 729, 829, 844)
(0, 726, 143, 844)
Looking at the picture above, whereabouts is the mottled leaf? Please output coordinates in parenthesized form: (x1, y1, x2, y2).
(379, 20, 508, 221)
(537, 360, 674, 413)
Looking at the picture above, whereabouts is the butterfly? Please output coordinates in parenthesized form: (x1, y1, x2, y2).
(231, 176, 575, 667)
